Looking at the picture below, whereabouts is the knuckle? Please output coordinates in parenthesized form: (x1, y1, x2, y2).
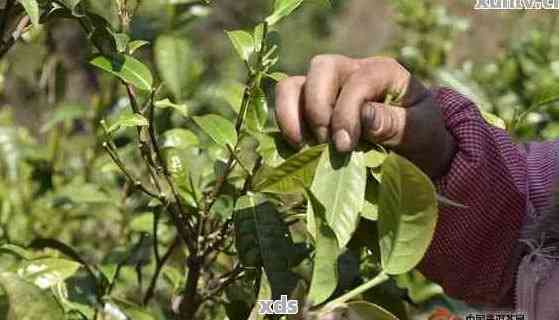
(309, 54, 340, 69)
(276, 77, 294, 94)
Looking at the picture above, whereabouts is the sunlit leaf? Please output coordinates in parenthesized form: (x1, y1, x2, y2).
(266, 72, 288, 82)
(266, 0, 304, 26)
(306, 189, 339, 306)
(225, 30, 254, 62)
(394, 270, 444, 304)
(17, 258, 81, 289)
(254, 144, 325, 194)
(108, 112, 149, 134)
(193, 114, 237, 147)
(378, 153, 438, 275)
(480, 110, 506, 129)
(128, 40, 150, 54)
(18, 0, 40, 27)
(308, 145, 367, 248)
(246, 88, 268, 132)
(0, 272, 64, 319)
(129, 213, 154, 234)
(162, 129, 199, 149)
(90, 54, 153, 91)
(155, 98, 189, 117)
(364, 149, 387, 168)
(155, 35, 201, 100)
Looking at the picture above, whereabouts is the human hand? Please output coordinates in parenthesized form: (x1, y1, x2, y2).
(275, 55, 456, 179)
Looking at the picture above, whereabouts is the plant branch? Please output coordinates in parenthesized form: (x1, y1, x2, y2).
(0, 15, 30, 59)
(322, 272, 390, 311)
(203, 265, 244, 300)
(0, 0, 14, 38)
(102, 142, 160, 199)
(143, 236, 180, 305)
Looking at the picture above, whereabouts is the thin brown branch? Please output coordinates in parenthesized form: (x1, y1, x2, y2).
(143, 236, 180, 305)
(0, 15, 30, 59)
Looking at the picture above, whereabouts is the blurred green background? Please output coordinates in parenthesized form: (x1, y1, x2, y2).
(2, 0, 559, 140)
(0, 1, 558, 319)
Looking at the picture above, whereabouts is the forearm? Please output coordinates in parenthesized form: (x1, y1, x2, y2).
(417, 88, 533, 306)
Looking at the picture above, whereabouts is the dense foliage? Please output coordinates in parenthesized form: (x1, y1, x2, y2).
(0, 1, 558, 320)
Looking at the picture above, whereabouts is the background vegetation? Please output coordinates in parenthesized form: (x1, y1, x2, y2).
(0, 0, 558, 319)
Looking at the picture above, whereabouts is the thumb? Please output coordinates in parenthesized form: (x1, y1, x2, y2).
(361, 102, 407, 147)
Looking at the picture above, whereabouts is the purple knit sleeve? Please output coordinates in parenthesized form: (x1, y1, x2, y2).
(417, 88, 559, 307)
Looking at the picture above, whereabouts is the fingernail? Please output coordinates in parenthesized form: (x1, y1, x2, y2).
(315, 126, 329, 143)
(363, 104, 376, 129)
(334, 130, 352, 152)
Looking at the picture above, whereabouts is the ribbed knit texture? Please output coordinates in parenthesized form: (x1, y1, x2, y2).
(417, 88, 558, 306)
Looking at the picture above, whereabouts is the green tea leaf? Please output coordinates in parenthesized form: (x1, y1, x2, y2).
(155, 98, 189, 117)
(266, 72, 288, 82)
(306, 189, 339, 306)
(18, 0, 39, 27)
(378, 153, 438, 275)
(129, 213, 154, 234)
(107, 112, 148, 134)
(248, 271, 273, 320)
(246, 88, 268, 132)
(112, 32, 130, 53)
(361, 181, 379, 221)
(193, 114, 237, 147)
(225, 30, 254, 62)
(233, 194, 297, 298)
(90, 54, 153, 91)
(0, 272, 64, 320)
(155, 35, 201, 100)
(364, 149, 387, 168)
(394, 270, 443, 304)
(128, 40, 150, 54)
(308, 145, 367, 248)
(17, 258, 81, 289)
(162, 129, 199, 149)
(266, 0, 304, 26)
(480, 110, 506, 129)
(254, 144, 325, 194)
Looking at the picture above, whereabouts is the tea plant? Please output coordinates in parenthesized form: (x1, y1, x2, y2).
(0, 1, 450, 319)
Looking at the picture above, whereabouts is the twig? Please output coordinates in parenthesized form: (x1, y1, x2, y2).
(203, 265, 244, 300)
(143, 236, 180, 305)
(102, 142, 160, 199)
(0, 0, 15, 39)
(0, 15, 30, 59)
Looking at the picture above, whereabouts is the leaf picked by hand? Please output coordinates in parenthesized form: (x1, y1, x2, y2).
(378, 153, 438, 275)
(308, 145, 367, 248)
(253, 144, 325, 194)
(90, 54, 153, 91)
(305, 189, 339, 306)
